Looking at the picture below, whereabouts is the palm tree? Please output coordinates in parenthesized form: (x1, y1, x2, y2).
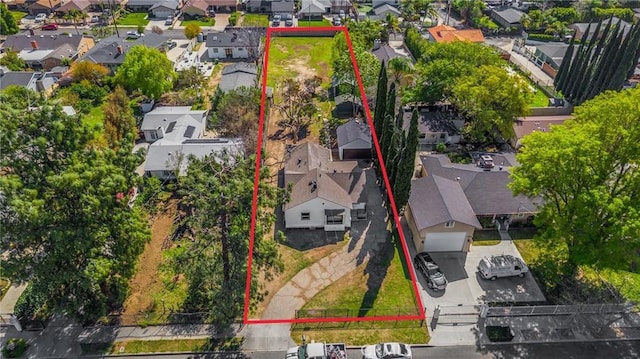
(385, 13, 400, 36)
(388, 57, 414, 87)
(67, 9, 86, 35)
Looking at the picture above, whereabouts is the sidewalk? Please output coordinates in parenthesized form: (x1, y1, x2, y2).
(0, 282, 27, 314)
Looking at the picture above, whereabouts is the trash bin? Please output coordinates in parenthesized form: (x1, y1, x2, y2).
(197, 32, 204, 43)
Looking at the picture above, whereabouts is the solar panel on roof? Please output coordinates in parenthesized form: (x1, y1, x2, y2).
(166, 121, 176, 133)
(184, 125, 196, 138)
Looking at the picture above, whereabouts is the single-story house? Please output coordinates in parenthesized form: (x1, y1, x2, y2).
(218, 62, 258, 92)
(298, 0, 350, 17)
(531, 42, 570, 78)
(402, 105, 463, 149)
(511, 115, 571, 148)
(490, 7, 525, 29)
(28, 0, 61, 15)
(283, 142, 367, 231)
(2, 33, 95, 70)
(336, 119, 372, 160)
(150, 0, 179, 18)
(144, 138, 243, 179)
(371, 42, 406, 63)
(80, 33, 169, 73)
(569, 17, 631, 41)
(427, 24, 485, 43)
(370, 3, 400, 19)
(206, 30, 256, 60)
(87, 0, 127, 11)
(57, 0, 91, 13)
(140, 106, 207, 143)
(126, 0, 157, 12)
(406, 174, 482, 252)
(406, 154, 539, 251)
(246, 0, 293, 13)
(371, 0, 398, 9)
(182, 0, 217, 18)
(0, 69, 59, 94)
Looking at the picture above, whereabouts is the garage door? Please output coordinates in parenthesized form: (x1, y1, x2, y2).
(342, 148, 371, 160)
(424, 232, 466, 252)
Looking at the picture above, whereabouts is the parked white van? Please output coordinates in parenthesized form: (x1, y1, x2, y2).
(478, 255, 528, 280)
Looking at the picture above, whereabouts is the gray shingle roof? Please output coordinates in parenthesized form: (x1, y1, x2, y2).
(409, 175, 481, 231)
(2, 33, 83, 52)
(420, 154, 539, 216)
(80, 33, 169, 66)
(145, 138, 243, 175)
(372, 44, 403, 63)
(336, 119, 372, 148)
(205, 30, 250, 48)
(150, 0, 179, 10)
(0, 71, 38, 90)
(283, 142, 365, 210)
(372, 3, 400, 16)
(491, 7, 524, 25)
(218, 62, 258, 92)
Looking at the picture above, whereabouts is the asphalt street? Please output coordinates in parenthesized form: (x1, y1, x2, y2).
(100, 342, 640, 359)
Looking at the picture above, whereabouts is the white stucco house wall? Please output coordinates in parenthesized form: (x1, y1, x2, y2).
(206, 31, 252, 60)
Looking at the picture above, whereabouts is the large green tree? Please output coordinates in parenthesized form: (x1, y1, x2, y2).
(177, 153, 284, 326)
(0, 3, 20, 35)
(115, 45, 177, 99)
(510, 88, 640, 267)
(332, 32, 381, 103)
(0, 98, 149, 324)
(451, 65, 532, 143)
(103, 86, 136, 148)
(0, 49, 26, 71)
(213, 86, 261, 154)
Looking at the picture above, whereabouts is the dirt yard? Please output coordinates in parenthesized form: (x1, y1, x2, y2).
(120, 200, 177, 324)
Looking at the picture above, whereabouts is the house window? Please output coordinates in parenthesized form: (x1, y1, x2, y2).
(419, 133, 426, 139)
(444, 220, 455, 228)
(213, 48, 219, 53)
(150, 131, 157, 140)
(440, 133, 446, 139)
(238, 47, 244, 50)
(301, 212, 310, 220)
(326, 214, 344, 225)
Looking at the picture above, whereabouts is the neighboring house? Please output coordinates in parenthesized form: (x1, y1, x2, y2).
(218, 62, 258, 92)
(283, 142, 367, 231)
(57, 0, 91, 13)
(370, 3, 400, 19)
(336, 119, 372, 160)
(150, 0, 179, 18)
(1, 33, 95, 70)
(298, 0, 350, 17)
(490, 7, 525, 29)
(206, 30, 256, 60)
(140, 106, 207, 143)
(406, 174, 482, 252)
(531, 43, 569, 78)
(511, 115, 571, 148)
(371, 0, 398, 9)
(126, 0, 157, 12)
(408, 154, 539, 246)
(402, 105, 463, 149)
(87, 0, 127, 11)
(427, 24, 485, 43)
(144, 138, 243, 179)
(182, 0, 210, 18)
(247, 0, 293, 13)
(80, 33, 169, 73)
(371, 42, 404, 63)
(28, 0, 61, 15)
(0, 69, 59, 94)
(570, 17, 631, 41)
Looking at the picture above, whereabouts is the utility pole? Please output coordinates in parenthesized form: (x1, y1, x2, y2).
(445, 0, 451, 26)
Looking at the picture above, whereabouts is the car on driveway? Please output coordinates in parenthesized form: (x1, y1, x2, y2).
(35, 13, 47, 22)
(165, 16, 174, 25)
(90, 15, 100, 23)
(272, 14, 281, 26)
(41, 23, 59, 30)
(414, 252, 447, 291)
(332, 16, 341, 26)
(361, 343, 412, 359)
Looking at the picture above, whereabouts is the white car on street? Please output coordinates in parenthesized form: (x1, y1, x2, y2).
(361, 343, 412, 359)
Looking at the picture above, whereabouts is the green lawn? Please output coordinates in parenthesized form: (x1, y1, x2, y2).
(0, 278, 11, 302)
(117, 12, 149, 26)
(514, 239, 640, 305)
(241, 13, 269, 27)
(10, 11, 27, 23)
(292, 239, 428, 344)
(136, 240, 190, 326)
(473, 229, 501, 241)
(298, 19, 332, 27)
(107, 337, 243, 354)
(358, 5, 372, 14)
(266, 36, 334, 87)
(181, 18, 215, 27)
(84, 105, 105, 135)
(529, 84, 550, 108)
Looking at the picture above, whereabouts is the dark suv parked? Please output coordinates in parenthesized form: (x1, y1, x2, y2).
(414, 252, 447, 291)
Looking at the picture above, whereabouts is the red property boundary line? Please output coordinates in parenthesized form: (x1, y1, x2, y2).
(243, 26, 425, 325)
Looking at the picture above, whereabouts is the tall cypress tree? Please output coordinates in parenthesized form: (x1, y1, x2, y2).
(609, 22, 640, 90)
(584, 24, 624, 102)
(554, 33, 576, 91)
(580, 22, 619, 103)
(566, 22, 603, 102)
(380, 113, 395, 165)
(625, 23, 640, 80)
(392, 109, 420, 211)
(373, 62, 388, 139)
